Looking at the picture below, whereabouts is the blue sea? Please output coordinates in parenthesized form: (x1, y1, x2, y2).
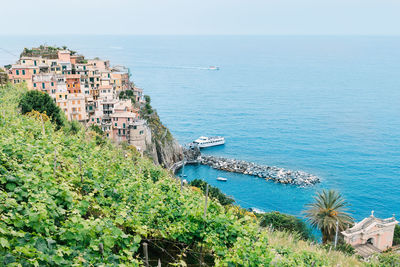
(1, 35, 399, 221)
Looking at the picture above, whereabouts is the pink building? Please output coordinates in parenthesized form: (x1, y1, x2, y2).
(8, 65, 39, 88)
(110, 111, 136, 143)
(342, 211, 398, 257)
(58, 50, 71, 62)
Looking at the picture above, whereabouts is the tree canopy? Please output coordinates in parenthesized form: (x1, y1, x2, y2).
(303, 190, 353, 244)
(19, 90, 64, 129)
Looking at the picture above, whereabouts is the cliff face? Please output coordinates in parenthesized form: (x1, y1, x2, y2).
(142, 111, 183, 168)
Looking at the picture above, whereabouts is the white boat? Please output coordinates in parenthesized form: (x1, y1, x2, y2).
(193, 136, 225, 148)
(208, 66, 220, 70)
(217, 177, 228, 182)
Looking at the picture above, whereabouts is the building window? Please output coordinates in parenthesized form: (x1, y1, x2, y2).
(33, 70, 36, 74)
(123, 123, 126, 128)
(115, 123, 117, 127)
(22, 60, 25, 63)
(16, 70, 19, 75)
(133, 126, 137, 129)
(42, 83, 45, 89)
(97, 118, 99, 123)
(140, 130, 144, 135)
(34, 83, 36, 88)
(22, 70, 25, 75)
(123, 129, 125, 135)
(118, 129, 121, 135)
(51, 82, 54, 86)
(92, 118, 94, 122)
(34, 61, 37, 66)
(65, 95, 67, 99)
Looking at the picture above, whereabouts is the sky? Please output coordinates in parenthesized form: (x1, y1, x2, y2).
(1, 0, 400, 35)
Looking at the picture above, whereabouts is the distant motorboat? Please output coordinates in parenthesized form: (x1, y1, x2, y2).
(193, 136, 225, 148)
(208, 66, 220, 70)
(217, 177, 228, 182)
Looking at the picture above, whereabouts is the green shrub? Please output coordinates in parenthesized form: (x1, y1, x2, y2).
(89, 124, 103, 135)
(259, 211, 313, 240)
(393, 224, 400, 246)
(64, 120, 81, 135)
(323, 242, 355, 256)
(19, 90, 64, 129)
(189, 179, 235, 206)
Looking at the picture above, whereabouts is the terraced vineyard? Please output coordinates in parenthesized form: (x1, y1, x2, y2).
(0, 84, 390, 266)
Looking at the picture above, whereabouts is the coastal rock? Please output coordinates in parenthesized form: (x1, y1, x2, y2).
(143, 112, 183, 168)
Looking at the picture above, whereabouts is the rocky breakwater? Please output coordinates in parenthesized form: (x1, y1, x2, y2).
(199, 155, 320, 186)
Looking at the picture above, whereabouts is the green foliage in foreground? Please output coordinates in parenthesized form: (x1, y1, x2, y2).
(189, 179, 235, 206)
(0, 84, 393, 266)
(259, 211, 313, 241)
(19, 90, 64, 129)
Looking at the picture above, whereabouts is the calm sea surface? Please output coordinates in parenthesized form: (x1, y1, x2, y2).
(1, 35, 399, 221)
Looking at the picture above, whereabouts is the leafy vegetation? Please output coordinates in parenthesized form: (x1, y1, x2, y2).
(393, 224, 400, 246)
(368, 252, 400, 267)
(20, 45, 76, 58)
(18, 90, 64, 129)
(119, 90, 136, 104)
(0, 69, 8, 85)
(259, 211, 313, 241)
(140, 94, 173, 144)
(304, 189, 354, 243)
(323, 242, 355, 256)
(0, 83, 391, 266)
(189, 179, 235, 206)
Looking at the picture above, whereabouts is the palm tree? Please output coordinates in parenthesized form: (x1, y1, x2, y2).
(303, 189, 353, 244)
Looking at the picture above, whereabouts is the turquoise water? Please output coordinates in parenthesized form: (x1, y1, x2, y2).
(1, 35, 399, 221)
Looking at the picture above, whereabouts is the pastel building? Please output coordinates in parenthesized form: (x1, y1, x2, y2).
(7, 46, 150, 145)
(110, 111, 136, 143)
(66, 74, 81, 94)
(128, 119, 148, 152)
(58, 50, 71, 62)
(67, 93, 87, 122)
(8, 65, 39, 88)
(32, 74, 58, 94)
(342, 211, 398, 257)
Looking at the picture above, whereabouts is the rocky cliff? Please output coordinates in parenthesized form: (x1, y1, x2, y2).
(140, 98, 183, 168)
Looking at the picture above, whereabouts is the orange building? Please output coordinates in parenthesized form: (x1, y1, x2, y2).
(66, 74, 81, 94)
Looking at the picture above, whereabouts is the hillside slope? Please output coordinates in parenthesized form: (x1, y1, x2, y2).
(0, 84, 365, 266)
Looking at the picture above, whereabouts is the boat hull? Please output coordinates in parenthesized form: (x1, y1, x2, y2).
(195, 139, 225, 148)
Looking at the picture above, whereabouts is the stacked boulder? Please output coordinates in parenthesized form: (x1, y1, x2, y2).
(199, 155, 320, 186)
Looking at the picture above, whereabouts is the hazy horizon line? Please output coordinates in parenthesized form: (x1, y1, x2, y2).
(1, 33, 400, 37)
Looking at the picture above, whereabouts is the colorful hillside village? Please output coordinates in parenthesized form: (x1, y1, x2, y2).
(4, 46, 150, 151)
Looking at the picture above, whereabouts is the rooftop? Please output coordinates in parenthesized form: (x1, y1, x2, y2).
(342, 212, 398, 236)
